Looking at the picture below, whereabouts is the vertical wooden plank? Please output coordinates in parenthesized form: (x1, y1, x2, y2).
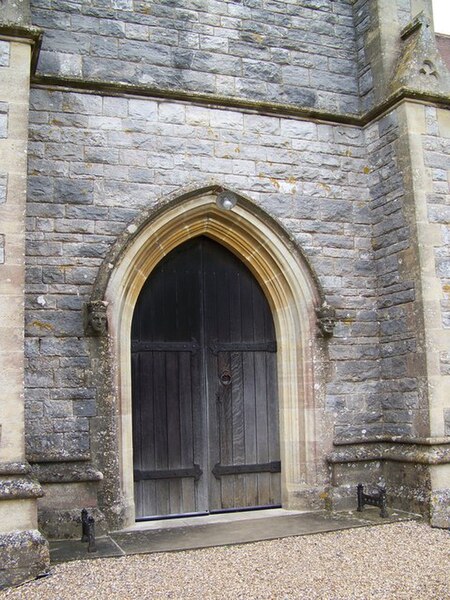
(204, 240, 227, 510)
(169, 480, 182, 515)
(266, 352, 281, 505)
(254, 350, 270, 505)
(178, 352, 193, 468)
(242, 351, 258, 506)
(231, 351, 245, 507)
(166, 351, 181, 514)
(153, 351, 169, 514)
(217, 351, 234, 509)
(131, 352, 143, 516)
(141, 352, 157, 516)
(239, 268, 256, 507)
(179, 351, 195, 513)
(193, 348, 209, 513)
(204, 347, 221, 510)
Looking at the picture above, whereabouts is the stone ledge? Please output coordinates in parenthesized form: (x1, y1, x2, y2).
(327, 440, 450, 465)
(0, 23, 42, 74)
(27, 452, 91, 464)
(32, 462, 103, 484)
(0, 462, 31, 476)
(0, 476, 43, 500)
(333, 435, 450, 445)
(0, 529, 49, 590)
(31, 74, 450, 128)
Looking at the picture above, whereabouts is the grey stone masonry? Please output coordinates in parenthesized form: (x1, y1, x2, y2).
(0, 173, 6, 204)
(0, 102, 8, 138)
(365, 108, 424, 438)
(0, 41, 10, 68)
(0, 530, 49, 590)
(25, 88, 378, 460)
(397, 0, 412, 27)
(31, 0, 360, 114)
(423, 106, 450, 363)
(352, 0, 374, 112)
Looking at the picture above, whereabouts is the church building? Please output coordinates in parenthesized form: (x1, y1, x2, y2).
(0, 0, 449, 588)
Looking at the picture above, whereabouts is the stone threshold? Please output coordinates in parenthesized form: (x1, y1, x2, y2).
(49, 507, 419, 564)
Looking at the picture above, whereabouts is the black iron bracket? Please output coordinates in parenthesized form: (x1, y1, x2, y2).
(81, 508, 97, 552)
(357, 483, 388, 518)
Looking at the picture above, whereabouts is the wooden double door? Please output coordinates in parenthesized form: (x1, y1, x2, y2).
(131, 236, 280, 519)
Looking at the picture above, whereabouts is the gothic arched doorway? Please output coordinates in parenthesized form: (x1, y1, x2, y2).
(131, 236, 280, 519)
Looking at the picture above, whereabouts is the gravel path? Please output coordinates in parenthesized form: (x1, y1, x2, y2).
(2, 521, 449, 599)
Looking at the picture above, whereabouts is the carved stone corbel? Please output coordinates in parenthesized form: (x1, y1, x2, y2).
(316, 302, 337, 338)
(84, 300, 108, 336)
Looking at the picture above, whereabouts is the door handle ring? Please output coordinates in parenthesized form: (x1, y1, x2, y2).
(220, 369, 232, 386)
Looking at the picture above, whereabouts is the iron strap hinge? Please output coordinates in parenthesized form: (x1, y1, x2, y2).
(212, 461, 281, 479)
(134, 464, 203, 482)
(131, 340, 200, 353)
(209, 340, 277, 355)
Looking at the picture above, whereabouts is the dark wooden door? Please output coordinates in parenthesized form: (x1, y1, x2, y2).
(132, 237, 280, 519)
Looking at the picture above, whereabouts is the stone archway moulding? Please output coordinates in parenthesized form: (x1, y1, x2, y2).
(100, 186, 323, 525)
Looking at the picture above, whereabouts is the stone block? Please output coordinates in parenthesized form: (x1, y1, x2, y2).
(0, 113, 7, 138)
(243, 60, 281, 83)
(37, 505, 105, 540)
(0, 530, 49, 590)
(84, 147, 119, 164)
(91, 37, 119, 59)
(384, 409, 414, 424)
(25, 310, 83, 338)
(436, 256, 450, 278)
(54, 178, 94, 204)
(0, 173, 6, 205)
(444, 409, 450, 435)
(27, 433, 65, 459)
(0, 41, 10, 67)
(281, 86, 317, 106)
(125, 23, 149, 41)
(61, 93, 102, 116)
(159, 103, 186, 124)
(44, 400, 73, 418)
(64, 432, 90, 455)
(128, 98, 157, 119)
(73, 400, 97, 417)
(53, 418, 89, 433)
(210, 110, 243, 129)
(430, 487, 450, 528)
(25, 369, 54, 388)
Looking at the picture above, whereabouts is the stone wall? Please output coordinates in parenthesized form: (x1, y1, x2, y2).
(30, 0, 360, 114)
(423, 107, 450, 405)
(366, 108, 425, 438)
(16, 0, 450, 538)
(352, 0, 374, 112)
(25, 88, 381, 527)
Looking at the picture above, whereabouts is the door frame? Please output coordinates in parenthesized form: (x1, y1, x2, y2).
(100, 186, 323, 527)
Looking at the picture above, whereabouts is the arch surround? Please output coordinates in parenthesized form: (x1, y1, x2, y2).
(101, 187, 324, 525)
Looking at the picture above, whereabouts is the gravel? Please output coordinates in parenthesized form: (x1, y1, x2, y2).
(2, 521, 449, 599)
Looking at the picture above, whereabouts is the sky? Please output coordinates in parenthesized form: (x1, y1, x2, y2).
(433, 0, 450, 34)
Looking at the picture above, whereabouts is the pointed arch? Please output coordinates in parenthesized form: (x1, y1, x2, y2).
(99, 186, 324, 524)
